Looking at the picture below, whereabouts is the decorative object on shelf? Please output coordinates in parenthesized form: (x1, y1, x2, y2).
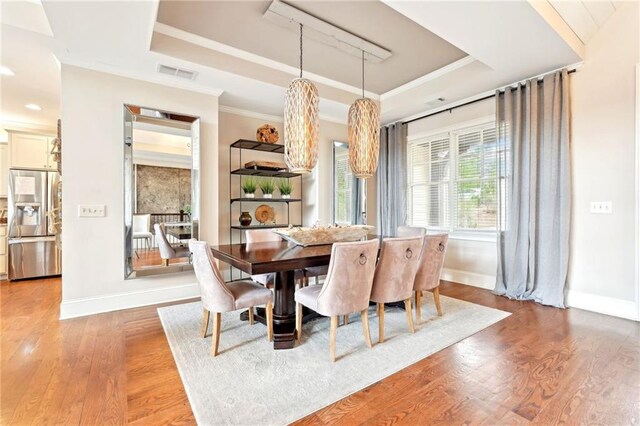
(256, 124, 280, 143)
(348, 50, 380, 179)
(241, 177, 257, 198)
(278, 179, 293, 199)
(244, 160, 287, 171)
(259, 178, 275, 198)
(239, 211, 253, 227)
(274, 224, 373, 247)
(255, 205, 276, 224)
(284, 23, 319, 174)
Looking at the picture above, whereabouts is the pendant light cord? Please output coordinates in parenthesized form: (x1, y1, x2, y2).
(299, 23, 303, 79)
(361, 50, 365, 98)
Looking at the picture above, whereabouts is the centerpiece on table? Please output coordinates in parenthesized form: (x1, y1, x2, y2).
(274, 223, 374, 247)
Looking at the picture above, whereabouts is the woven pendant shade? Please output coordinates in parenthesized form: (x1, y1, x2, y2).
(284, 77, 319, 173)
(348, 97, 380, 178)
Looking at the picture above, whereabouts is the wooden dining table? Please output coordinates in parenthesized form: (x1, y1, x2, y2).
(209, 236, 382, 349)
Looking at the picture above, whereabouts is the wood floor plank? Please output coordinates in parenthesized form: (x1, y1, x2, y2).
(2, 277, 639, 425)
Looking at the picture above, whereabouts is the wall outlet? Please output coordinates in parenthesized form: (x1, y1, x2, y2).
(78, 204, 106, 217)
(590, 201, 612, 214)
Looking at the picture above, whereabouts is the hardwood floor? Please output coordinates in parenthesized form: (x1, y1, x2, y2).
(1, 277, 638, 425)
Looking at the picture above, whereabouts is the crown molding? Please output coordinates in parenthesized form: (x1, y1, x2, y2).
(380, 56, 476, 101)
(153, 22, 379, 100)
(219, 104, 347, 125)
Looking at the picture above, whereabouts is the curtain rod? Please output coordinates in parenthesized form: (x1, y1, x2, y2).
(403, 68, 576, 125)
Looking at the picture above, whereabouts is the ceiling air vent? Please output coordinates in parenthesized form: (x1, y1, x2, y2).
(157, 64, 198, 80)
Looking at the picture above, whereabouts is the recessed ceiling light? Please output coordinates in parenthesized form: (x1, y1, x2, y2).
(0, 66, 14, 76)
(25, 104, 42, 111)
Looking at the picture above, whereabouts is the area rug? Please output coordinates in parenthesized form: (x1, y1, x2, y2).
(158, 295, 510, 425)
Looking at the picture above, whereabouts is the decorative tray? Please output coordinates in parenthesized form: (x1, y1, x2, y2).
(273, 225, 374, 247)
(244, 160, 287, 171)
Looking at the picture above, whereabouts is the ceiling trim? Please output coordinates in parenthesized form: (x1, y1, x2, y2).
(219, 104, 347, 125)
(380, 55, 476, 101)
(58, 56, 225, 97)
(153, 22, 380, 100)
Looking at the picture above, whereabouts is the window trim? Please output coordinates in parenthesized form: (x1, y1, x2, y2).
(407, 116, 498, 240)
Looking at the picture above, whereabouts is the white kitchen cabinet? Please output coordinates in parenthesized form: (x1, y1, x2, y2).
(8, 132, 56, 170)
(0, 143, 7, 197)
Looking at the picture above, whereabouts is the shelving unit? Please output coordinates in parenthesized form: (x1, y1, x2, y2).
(229, 139, 303, 266)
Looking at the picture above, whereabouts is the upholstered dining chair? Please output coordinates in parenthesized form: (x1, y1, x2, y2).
(132, 214, 152, 250)
(370, 236, 424, 343)
(295, 239, 379, 362)
(397, 225, 426, 238)
(414, 234, 449, 323)
(189, 239, 273, 356)
(154, 223, 190, 266)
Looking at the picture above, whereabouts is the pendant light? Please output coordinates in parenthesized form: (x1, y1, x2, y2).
(348, 50, 380, 178)
(284, 23, 319, 174)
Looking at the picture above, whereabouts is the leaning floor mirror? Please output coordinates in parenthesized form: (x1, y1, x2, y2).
(124, 105, 200, 279)
(333, 141, 366, 225)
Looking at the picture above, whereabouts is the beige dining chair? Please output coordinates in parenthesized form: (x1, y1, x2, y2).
(414, 234, 449, 323)
(155, 223, 190, 266)
(189, 239, 273, 356)
(294, 238, 379, 362)
(246, 229, 305, 289)
(133, 214, 152, 250)
(397, 225, 426, 238)
(370, 236, 424, 343)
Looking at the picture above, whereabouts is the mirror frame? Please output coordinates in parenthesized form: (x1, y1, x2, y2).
(123, 104, 201, 279)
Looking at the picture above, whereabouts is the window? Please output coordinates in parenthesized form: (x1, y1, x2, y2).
(408, 122, 501, 233)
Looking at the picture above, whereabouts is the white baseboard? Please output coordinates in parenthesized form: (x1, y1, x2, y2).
(59, 282, 200, 320)
(441, 268, 495, 290)
(566, 290, 639, 321)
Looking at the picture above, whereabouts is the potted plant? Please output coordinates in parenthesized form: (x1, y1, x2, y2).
(259, 177, 275, 199)
(278, 179, 293, 199)
(241, 177, 257, 198)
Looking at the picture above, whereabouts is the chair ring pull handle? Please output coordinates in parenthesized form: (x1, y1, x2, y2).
(359, 253, 367, 265)
(406, 248, 413, 259)
(438, 242, 445, 252)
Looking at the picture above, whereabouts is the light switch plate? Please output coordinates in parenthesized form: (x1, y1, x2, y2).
(78, 204, 106, 217)
(590, 201, 612, 214)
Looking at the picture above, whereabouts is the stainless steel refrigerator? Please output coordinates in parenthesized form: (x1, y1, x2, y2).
(7, 169, 62, 280)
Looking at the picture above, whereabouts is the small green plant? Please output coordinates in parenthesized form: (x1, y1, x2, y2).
(259, 177, 275, 195)
(277, 179, 293, 196)
(241, 177, 257, 195)
(183, 205, 191, 215)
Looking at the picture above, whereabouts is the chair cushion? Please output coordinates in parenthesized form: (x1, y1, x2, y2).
(228, 280, 273, 310)
(133, 232, 153, 239)
(304, 265, 329, 277)
(294, 284, 323, 312)
(252, 273, 274, 287)
(172, 245, 191, 258)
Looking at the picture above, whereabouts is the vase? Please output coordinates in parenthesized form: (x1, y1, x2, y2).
(239, 211, 252, 227)
(263, 194, 273, 199)
(244, 193, 255, 198)
(281, 194, 291, 199)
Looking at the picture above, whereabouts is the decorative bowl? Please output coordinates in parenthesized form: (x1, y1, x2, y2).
(274, 225, 373, 247)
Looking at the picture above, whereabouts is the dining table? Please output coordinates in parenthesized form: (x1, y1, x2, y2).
(209, 236, 382, 349)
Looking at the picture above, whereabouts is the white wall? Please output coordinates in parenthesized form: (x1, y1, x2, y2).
(60, 65, 219, 319)
(568, 2, 640, 319)
(407, 98, 497, 289)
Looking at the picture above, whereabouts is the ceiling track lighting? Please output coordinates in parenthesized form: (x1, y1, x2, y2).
(348, 50, 380, 179)
(284, 23, 320, 174)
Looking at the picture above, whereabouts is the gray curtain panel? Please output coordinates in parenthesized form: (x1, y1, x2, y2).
(377, 122, 407, 236)
(495, 69, 571, 308)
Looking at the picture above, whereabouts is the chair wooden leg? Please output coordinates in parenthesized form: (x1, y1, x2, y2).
(248, 307, 255, 325)
(330, 316, 338, 362)
(343, 314, 349, 325)
(211, 312, 221, 356)
(266, 302, 273, 342)
(415, 290, 422, 324)
(315, 276, 319, 286)
(377, 303, 385, 343)
(162, 259, 169, 267)
(433, 287, 443, 316)
(201, 308, 210, 338)
(296, 303, 303, 341)
(361, 309, 372, 348)
(404, 298, 415, 334)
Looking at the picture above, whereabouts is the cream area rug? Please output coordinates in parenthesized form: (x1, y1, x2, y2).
(158, 295, 510, 425)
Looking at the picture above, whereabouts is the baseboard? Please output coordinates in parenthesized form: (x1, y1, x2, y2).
(566, 290, 639, 321)
(59, 282, 200, 320)
(441, 268, 495, 290)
